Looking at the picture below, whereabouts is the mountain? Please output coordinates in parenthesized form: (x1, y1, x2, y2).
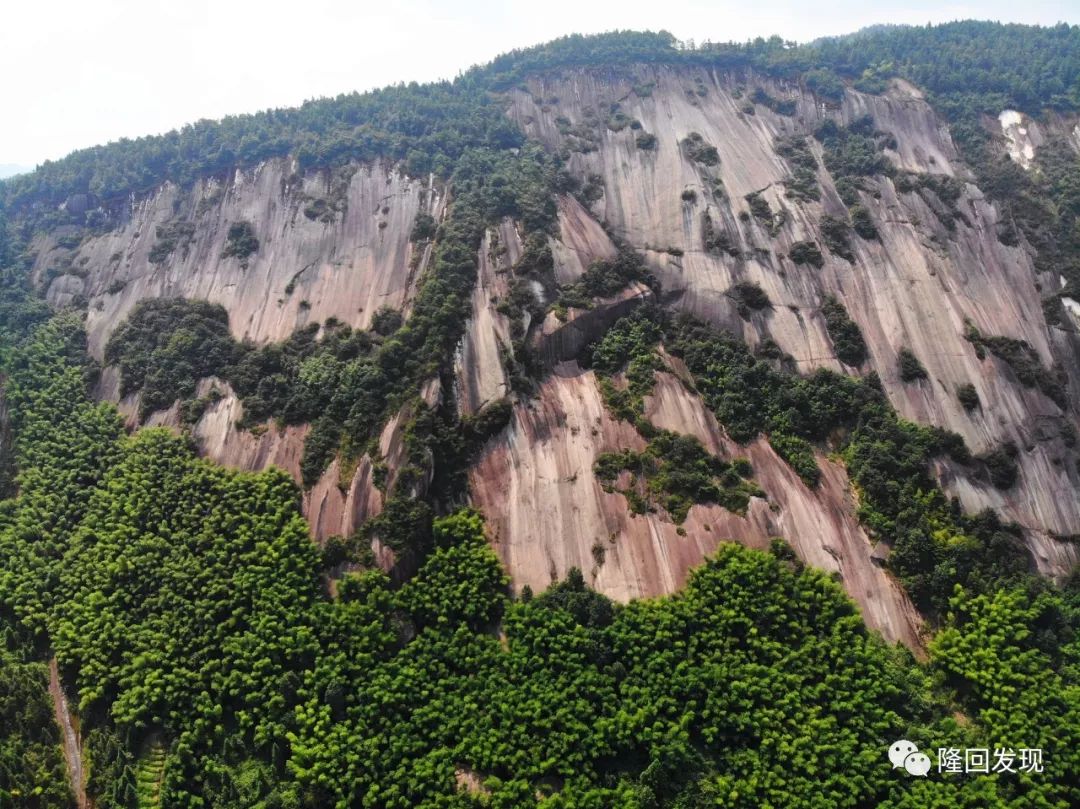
(1, 21, 1079, 808)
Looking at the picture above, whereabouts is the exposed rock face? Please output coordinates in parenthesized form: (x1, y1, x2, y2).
(66, 63, 1080, 645)
(455, 221, 520, 416)
(35, 159, 444, 357)
(549, 194, 618, 283)
(998, 110, 1042, 168)
(469, 365, 923, 648)
(505, 66, 1080, 577)
(192, 381, 310, 483)
(531, 282, 653, 364)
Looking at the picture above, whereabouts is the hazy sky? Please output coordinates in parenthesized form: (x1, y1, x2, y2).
(2, 0, 1076, 168)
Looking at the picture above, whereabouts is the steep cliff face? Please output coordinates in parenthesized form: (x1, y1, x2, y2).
(502, 66, 1080, 578)
(469, 364, 923, 647)
(454, 220, 520, 416)
(36, 159, 444, 357)
(53, 63, 1080, 647)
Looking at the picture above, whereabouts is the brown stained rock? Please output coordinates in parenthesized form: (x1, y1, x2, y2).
(37, 160, 445, 358)
(470, 366, 924, 650)
(303, 456, 383, 543)
(192, 382, 308, 482)
(549, 194, 618, 284)
(507, 66, 1080, 566)
(645, 370, 924, 650)
(455, 224, 517, 415)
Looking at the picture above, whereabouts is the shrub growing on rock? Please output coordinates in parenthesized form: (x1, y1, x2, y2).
(898, 347, 928, 382)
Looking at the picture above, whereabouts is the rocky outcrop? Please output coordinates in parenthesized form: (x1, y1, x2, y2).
(34, 159, 444, 357)
(998, 110, 1042, 168)
(455, 222, 520, 416)
(469, 365, 923, 649)
(531, 282, 653, 364)
(506, 65, 1080, 575)
(62, 63, 1078, 640)
(549, 194, 618, 282)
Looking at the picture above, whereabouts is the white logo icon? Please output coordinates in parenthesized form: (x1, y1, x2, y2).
(889, 740, 931, 776)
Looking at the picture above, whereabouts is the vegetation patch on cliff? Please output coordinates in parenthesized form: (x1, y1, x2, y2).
(679, 132, 720, 166)
(596, 430, 762, 522)
(774, 135, 820, 201)
(556, 246, 654, 310)
(965, 321, 1067, 407)
(821, 296, 867, 366)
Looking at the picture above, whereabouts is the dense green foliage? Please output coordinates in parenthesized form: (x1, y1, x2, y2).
(588, 306, 664, 425)
(222, 220, 259, 261)
(104, 299, 238, 417)
(743, 191, 779, 232)
(679, 132, 720, 166)
(775, 135, 821, 201)
(729, 281, 771, 317)
(634, 131, 657, 150)
(0, 640, 74, 808)
(2, 21, 1080, 808)
(821, 295, 868, 366)
(0, 281, 50, 497)
(701, 211, 739, 256)
(557, 247, 655, 310)
(957, 382, 980, 411)
(767, 432, 821, 487)
(749, 87, 797, 115)
(814, 22, 1080, 114)
(977, 444, 1020, 490)
(930, 585, 1080, 806)
(0, 81, 522, 223)
(820, 214, 855, 261)
(595, 430, 762, 523)
(898, 347, 929, 382)
(813, 116, 889, 239)
(815, 116, 895, 186)
(787, 239, 824, 268)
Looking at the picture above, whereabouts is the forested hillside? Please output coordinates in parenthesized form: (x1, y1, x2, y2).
(5, 23, 1080, 214)
(2, 20, 1080, 808)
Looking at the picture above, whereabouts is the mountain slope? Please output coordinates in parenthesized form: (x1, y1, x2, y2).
(484, 63, 1080, 597)
(25, 54, 1077, 645)
(2, 22, 1080, 808)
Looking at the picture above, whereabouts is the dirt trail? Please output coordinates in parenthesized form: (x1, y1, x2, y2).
(48, 657, 88, 809)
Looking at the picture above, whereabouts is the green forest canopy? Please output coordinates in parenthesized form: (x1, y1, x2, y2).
(1, 316, 1078, 807)
(2, 22, 1079, 221)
